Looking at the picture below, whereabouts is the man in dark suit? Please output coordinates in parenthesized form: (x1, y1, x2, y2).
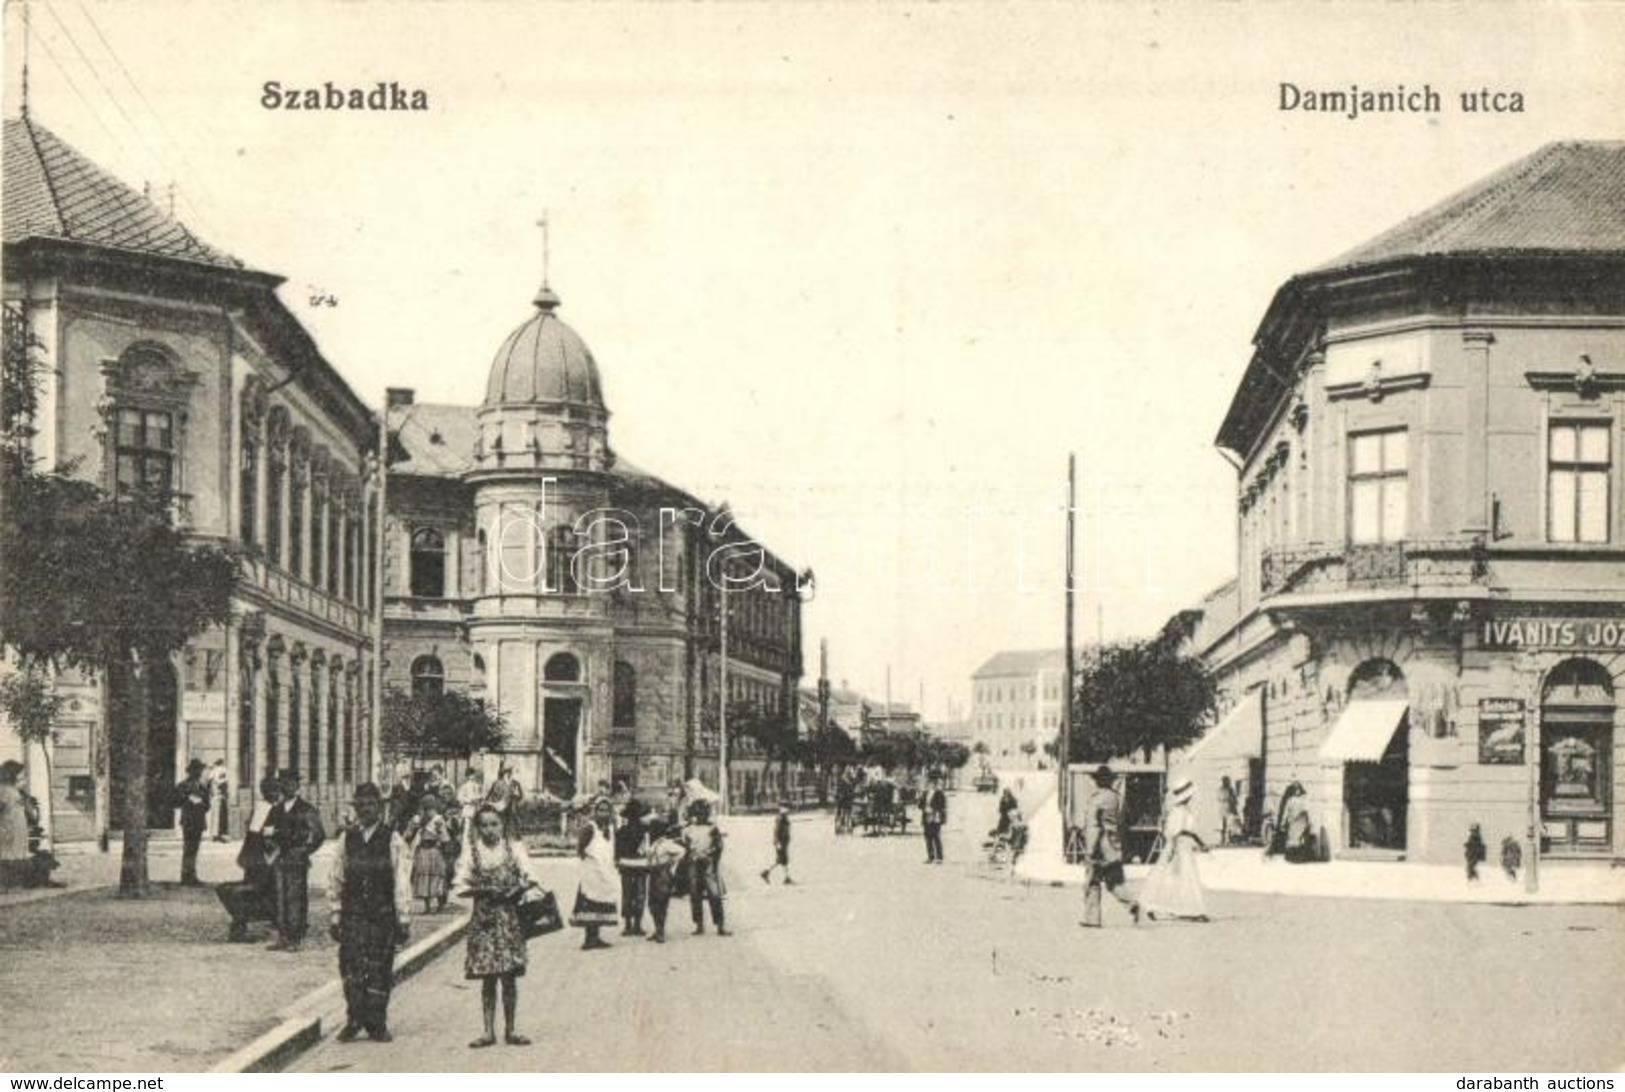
(923, 776, 947, 863)
(218, 775, 282, 941)
(172, 758, 212, 886)
(265, 770, 326, 951)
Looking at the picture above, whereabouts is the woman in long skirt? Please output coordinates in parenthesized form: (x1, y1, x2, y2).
(409, 797, 451, 912)
(1140, 776, 1210, 922)
(452, 804, 541, 1048)
(571, 797, 620, 950)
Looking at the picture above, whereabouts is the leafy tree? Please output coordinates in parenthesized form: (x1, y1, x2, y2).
(972, 740, 989, 757)
(1066, 616, 1216, 766)
(379, 686, 511, 762)
(0, 305, 239, 895)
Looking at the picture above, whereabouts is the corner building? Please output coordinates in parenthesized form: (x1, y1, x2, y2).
(2, 117, 378, 839)
(1185, 142, 1625, 865)
(383, 284, 804, 801)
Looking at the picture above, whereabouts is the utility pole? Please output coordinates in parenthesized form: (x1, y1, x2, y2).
(719, 580, 729, 816)
(1061, 453, 1076, 826)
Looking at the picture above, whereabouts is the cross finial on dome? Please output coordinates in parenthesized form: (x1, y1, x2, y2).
(533, 211, 560, 312)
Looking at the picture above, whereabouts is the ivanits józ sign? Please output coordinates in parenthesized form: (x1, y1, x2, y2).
(1480, 618, 1625, 650)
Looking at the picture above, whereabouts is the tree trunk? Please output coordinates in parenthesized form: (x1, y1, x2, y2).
(113, 655, 151, 897)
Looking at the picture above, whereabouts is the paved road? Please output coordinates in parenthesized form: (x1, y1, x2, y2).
(294, 792, 1625, 1072)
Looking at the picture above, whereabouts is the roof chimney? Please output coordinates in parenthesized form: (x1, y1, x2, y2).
(386, 388, 415, 408)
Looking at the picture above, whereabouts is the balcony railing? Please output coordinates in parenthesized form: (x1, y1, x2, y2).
(1260, 538, 1489, 598)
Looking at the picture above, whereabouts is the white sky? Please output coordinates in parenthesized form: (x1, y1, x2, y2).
(5, 1, 1624, 723)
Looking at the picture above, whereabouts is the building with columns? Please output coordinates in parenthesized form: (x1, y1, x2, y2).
(2, 115, 379, 839)
(381, 282, 806, 804)
(1178, 141, 1625, 865)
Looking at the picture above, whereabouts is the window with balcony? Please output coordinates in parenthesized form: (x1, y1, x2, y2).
(1548, 421, 1611, 544)
(1348, 428, 1408, 545)
(410, 527, 447, 597)
(115, 408, 174, 499)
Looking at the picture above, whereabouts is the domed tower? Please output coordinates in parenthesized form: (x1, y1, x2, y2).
(466, 282, 617, 800)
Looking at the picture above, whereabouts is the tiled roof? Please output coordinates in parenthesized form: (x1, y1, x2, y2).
(972, 649, 1065, 679)
(386, 402, 481, 478)
(3, 115, 242, 269)
(385, 402, 707, 508)
(1316, 141, 1625, 272)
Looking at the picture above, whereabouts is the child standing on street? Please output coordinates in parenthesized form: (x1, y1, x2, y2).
(760, 803, 794, 885)
(408, 797, 451, 913)
(644, 818, 686, 943)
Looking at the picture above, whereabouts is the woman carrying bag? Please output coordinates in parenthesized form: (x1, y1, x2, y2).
(453, 804, 548, 1048)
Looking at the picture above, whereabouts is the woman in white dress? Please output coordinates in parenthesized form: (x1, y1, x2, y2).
(570, 797, 621, 950)
(1140, 776, 1210, 922)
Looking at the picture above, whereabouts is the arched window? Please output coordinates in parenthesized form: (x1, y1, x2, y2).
(411, 655, 445, 697)
(614, 661, 636, 727)
(265, 408, 289, 566)
(544, 652, 581, 684)
(410, 528, 447, 598)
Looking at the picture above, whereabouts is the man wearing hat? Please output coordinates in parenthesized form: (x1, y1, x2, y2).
(1080, 765, 1140, 927)
(922, 775, 948, 864)
(327, 782, 412, 1042)
(760, 802, 794, 885)
(264, 769, 326, 951)
(172, 759, 213, 886)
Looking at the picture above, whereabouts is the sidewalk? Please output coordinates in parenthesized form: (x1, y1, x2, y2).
(0, 837, 389, 1072)
(1012, 791, 1625, 905)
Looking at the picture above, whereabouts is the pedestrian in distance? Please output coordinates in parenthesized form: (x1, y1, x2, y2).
(457, 767, 484, 829)
(616, 798, 651, 936)
(1464, 823, 1487, 882)
(207, 758, 231, 842)
(453, 803, 543, 1048)
(922, 776, 947, 864)
(486, 764, 524, 820)
(571, 797, 621, 949)
(682, 799, 730, 935)
(1217, 775, 1240, 846)
(643, 817, 685, 943)
(1140, 776, 1209, 922)
(1500, 835, 1522, 883)
(265, 769, 327, 951)
(172, 758, 212, 886)
(0, 761, 33, 892)
(761, 802, 794, 884)
(327, 782, 412, 1043)
(1080, 765, 1141, 927)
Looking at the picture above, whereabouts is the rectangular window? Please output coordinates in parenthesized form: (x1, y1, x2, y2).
(1548, 421, 1611, 544)
(1348, 428, 1408, 545)
(115, 408, 174, 498)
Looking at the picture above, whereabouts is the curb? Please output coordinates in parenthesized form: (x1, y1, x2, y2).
(209, 912, 469, 1073)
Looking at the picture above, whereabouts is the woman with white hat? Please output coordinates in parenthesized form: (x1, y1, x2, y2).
(1139, 775, 1210, 922)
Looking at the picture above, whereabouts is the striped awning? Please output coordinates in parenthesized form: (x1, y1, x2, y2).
(1320, 699, 1410, 763)
(1185, 691, 1263, 764)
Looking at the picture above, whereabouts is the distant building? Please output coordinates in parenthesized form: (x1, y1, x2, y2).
(1, 116, 378, 839)
(970, 649, 1069, 766)
(379, 283, 806, 804)
(1179, 142, 1625, 865)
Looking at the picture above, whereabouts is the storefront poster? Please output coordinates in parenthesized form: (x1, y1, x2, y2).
(1478, 698, 1526, 765)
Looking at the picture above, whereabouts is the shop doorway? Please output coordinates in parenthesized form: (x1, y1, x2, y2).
(1541, 658, 1614, 856)
(1342, 659, 1409, 852)
(541, 652, 584, 800)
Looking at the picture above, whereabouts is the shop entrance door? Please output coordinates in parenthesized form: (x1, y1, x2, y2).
(1541, 659, 1614, 856)
(1344, 713, 1409, 851)
(542, 697, 580, 800)
(110, 659, 179, 830)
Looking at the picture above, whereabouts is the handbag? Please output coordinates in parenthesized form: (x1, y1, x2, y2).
(516, 887, 563, 939)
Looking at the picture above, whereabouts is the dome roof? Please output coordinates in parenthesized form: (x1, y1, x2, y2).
(483, 286, 606, 409)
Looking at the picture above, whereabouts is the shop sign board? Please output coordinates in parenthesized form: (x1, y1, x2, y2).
(1478, 698, 1526, 765)
(182, 692, 226, 722)
(1480, 617, 1625, 650)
